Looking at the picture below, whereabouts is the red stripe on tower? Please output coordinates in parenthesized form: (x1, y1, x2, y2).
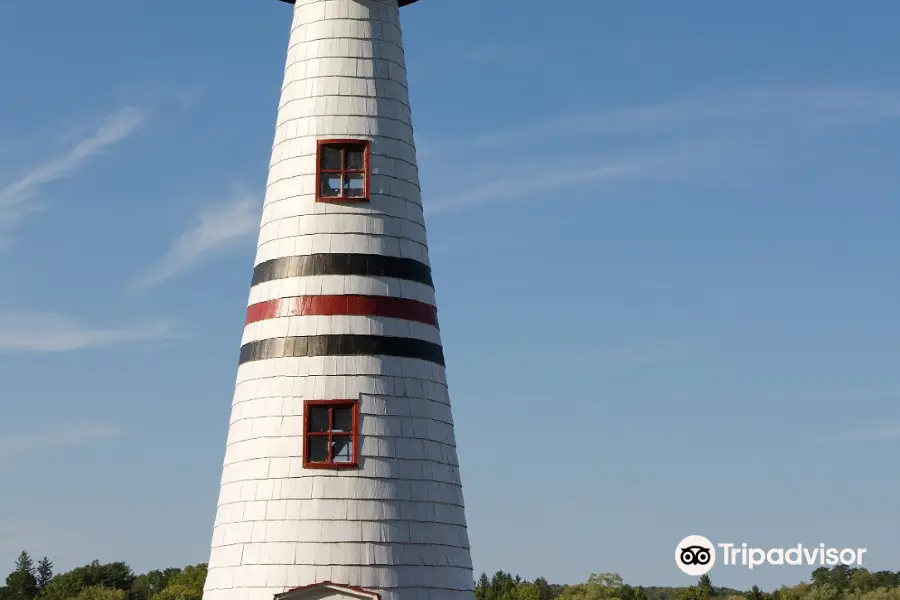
(245, 295, 439, 327)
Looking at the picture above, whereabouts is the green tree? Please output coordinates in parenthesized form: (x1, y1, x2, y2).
(13, 556, 33, 578)
(477, 575, 493, 600)
(131, 570, 182, 600)
(533, 578, 559, 600)
(149, 565, 207, 600)
(35, 559, 52, 594)
(853, 589, 900, 600)
(871, 573, 900, 589)
(832, 566, 853, 591)
(812, 569, 832, 587)
(678, 587, 709, 600)
(40, 562, 135, 600)
(557, 572, 626, 600)
(73, 587, 127, 600)
(6, 552, 38, 600)
(813, 566, 853, 592)
(515, 584, 542, 600)
(588, 574, 625, 591)
(785, 583, 813, 600)
(804, 584, 841, 600)
(164, 567, 205, 592)
(476, 572, 520, 600)
(747, 586, 763, 600)
(149, 587, 197, 600)
(699, 576, 714, 598)
(849, 571, 876, 593)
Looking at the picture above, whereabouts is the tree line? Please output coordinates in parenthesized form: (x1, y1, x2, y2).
(0, 553, 206, 600)
(1, 552, 898, 600)
(474, 567, 900, 600)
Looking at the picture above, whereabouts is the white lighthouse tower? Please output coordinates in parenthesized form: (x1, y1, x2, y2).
(201, 2, 475, 600)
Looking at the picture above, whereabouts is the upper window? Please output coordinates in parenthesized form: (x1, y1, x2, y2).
(316, 140, 369, 202)
(303, 400, 359, 469)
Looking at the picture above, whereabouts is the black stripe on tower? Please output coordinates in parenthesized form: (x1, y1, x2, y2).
(251, 254, 434, 288)
(238, 335, 445, 366)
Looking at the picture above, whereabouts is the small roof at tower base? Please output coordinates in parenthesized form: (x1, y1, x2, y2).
(275, 583, 381, 600)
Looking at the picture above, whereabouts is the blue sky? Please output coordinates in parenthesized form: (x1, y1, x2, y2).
(1, 0, 899, 592)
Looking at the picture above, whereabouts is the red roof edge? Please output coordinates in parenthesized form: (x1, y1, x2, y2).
(279, 582, 382, 600)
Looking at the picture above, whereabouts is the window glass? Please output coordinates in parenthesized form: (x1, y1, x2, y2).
(321, 175, 342, 197)
(346, 148, 364, 170)
(333, 406, 353, 432)
(318, 142, 368, 201)
(320, 146, 342, 170)
(344, 174, 365, 197)
(308, 406, 330, 432)
(332, 437, 353, 462)
(307, 436, 329, 462)
(304, 401, 358, 467)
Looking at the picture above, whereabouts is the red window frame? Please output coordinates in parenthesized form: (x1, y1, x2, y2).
(315, 139, 370, 202)
(302, 399, 360, 469)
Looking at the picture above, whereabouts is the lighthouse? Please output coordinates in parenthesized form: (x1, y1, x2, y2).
(201, 2, 475, 600)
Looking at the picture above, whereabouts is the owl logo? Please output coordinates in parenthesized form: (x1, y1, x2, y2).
(675, 535, 716, 575)
(680, 545, 712, 566)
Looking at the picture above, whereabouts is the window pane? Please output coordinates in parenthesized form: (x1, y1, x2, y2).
(308, 407, 329, 432)
(344, 174, 365, 197)
(307, 436, 329, 462)
(332, 436, 353, 462)
(333, 406, 353, 432)
(346, 147, 364, 170)
(320, 145, 342, 170)
(321, 175, 342, 197)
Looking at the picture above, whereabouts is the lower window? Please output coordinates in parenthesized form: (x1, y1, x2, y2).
(303, 400, 359, 469)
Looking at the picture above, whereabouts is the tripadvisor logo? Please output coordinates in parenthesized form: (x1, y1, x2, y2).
(676, 535, 716, 576)
(675, 535, 867, 575)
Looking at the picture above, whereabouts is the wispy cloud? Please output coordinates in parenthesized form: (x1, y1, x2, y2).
(0, 311, 178, 353)
(0, 107, 148, 243)
(427, 159, 646, 215)
(823, 421, 900, 443)
(420, 84, 900, 215)
(438, 85, 900, 152)
(425, 136, 737, 215)
(131, 193, 259, 292)
(0, 422, 123, 461)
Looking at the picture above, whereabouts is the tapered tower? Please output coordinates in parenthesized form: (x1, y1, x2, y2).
(201, 2, 474, 600)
